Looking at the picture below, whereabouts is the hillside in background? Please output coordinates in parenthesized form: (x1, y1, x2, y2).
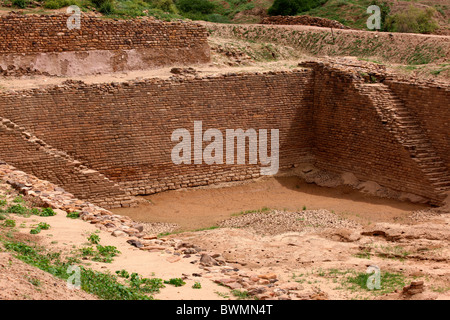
(0, 0, 448, 34)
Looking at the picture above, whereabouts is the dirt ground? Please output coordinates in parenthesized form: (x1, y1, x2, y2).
(112, 176, 428, 231)
(1, 174, 449, 300)
(0, 251, 97, 300)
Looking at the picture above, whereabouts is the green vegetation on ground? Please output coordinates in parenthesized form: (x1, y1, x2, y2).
(4, 0, 443, 35)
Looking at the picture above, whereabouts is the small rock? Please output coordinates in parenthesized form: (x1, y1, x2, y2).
(127, 239, 143, 248)
(200, 253, 219, 267)
(166, 256, 181, 263)
(111, 230, 126, 237)
(259, 273, 277, 280)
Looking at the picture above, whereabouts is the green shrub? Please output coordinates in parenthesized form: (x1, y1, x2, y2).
(40, 208, 56, 217)
(4, 219, 16, 228)
(88, 233, 100, 245)
(176, 0, 216, 15)
(96, 245, 120, 257)
(268, 0, 326, 16)
(99, 0, 116, 14)
(30, 208, 41, 216)
(150, 0, 178, 13)
(13, 196, 24, 203)
(38, 222, 51, 230)
(66, 211, 80, 219)
(6, 204, 28, 215)
(370, 0, 391, 31)
(79, 244, 120, 263)
(30, 227, 41, 234)
(12, 0, 28, 9)
(204, 13, 231, 23)
(385, 6, 439, 34)
(43, 0, 84, 9)
(164, 278, 186, 287)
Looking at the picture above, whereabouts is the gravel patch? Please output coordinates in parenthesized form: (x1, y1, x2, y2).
(219, 209, 360, 236)
(141, 221, 179, 236)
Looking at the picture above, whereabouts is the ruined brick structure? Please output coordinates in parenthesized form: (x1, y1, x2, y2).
(0, 15, 448, 208)
(0, 13, 210, 76)
(0, 62, 449, 206)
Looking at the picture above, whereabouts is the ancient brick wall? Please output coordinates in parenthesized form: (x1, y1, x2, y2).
(0, 14, 210, 75)
(0, 117, 133, 208)
(0, 14, 208, 54)
(0, 71, 315, 196)
(385, 80, 450, 169)
(308, 64, 448, 202)
(0, 64, 448, 204)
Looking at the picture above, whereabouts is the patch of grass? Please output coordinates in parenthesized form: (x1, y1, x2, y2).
(66, 211, 80, 219)
(116, 269, 130, 279)
(192, 282, 202, 289)
(164, 278, 186, 287)
(346, 271, 406, 294)
(407, 44, 444, 65)
(37, 222, 51, 230)
(3, 219, 16, 228)
(430, 286, 450, 293)
(13, 196, 25, 204)
(6, 204, 28, 215)
(354, 249, 371, 259)
(39, 208, 56, 217)
(1, 238, 156, 300)
(30, 208, 41, 216)
(157, 231, 173, 238)
(430, 64, 450, 76)
(79, 244, 121, 263)
(232, 207, 271, 217)
(126, 272, 165, 293)
(215, 291, 230, 299)
(28, 277, 41, 287)
(192, 226, 220, 232)
(30, 227, 41, 234)
(376, 245, 411, 261)
(88, 233, 100, 245)
(231, 289, 250, 299)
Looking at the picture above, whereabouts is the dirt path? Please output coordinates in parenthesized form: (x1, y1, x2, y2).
(112, 176, 428, 231)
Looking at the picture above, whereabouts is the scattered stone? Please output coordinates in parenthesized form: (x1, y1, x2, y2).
(200, 253, 220, 267)
(126, 239, 143, 248)
(259, 273, 277, 280)
(112, 230, 127, 237)
(403, 281, 425, 296)
(166, 256, 181, 263)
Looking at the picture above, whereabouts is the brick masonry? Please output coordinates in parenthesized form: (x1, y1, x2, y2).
(0, 62, 448, 205)
(0, 14, 210, 75)
(0, 70, 315, 198)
